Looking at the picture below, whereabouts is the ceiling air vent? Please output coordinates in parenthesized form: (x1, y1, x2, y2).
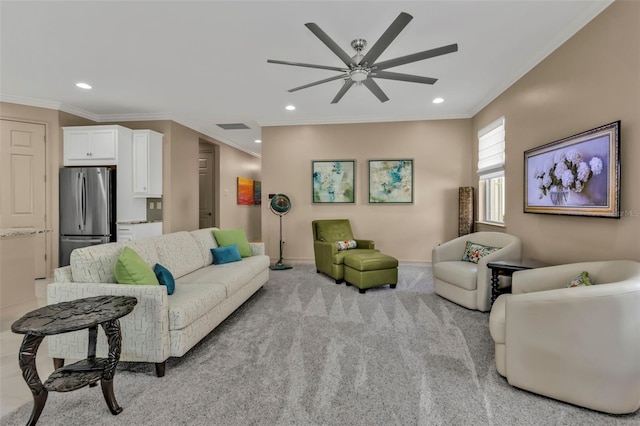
(217, 123, 250, 130)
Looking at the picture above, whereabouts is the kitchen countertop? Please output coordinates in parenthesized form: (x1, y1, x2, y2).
(116, 220, 163, 225)
(0, 228, 51, 239)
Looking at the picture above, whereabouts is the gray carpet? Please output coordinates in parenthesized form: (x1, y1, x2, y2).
(3, 264, 639, 425)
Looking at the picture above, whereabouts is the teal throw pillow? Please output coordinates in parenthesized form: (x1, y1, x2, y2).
(567, 271, 594, 288)
(461, 241, 500, 264)
(154, 263, 175, 295)
(335, 240, 357, 251)
(211, 245, 242, 264)
(114, 247, 159, 285)
(212, 229, 252, 258)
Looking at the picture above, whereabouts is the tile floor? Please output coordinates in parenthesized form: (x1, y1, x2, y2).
(1, 278, 53, 418)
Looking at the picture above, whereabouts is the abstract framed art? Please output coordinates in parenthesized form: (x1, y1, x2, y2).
(524, 121, 620, 218)
(368, 159, 414, 204)
(312, 160, 355, 203)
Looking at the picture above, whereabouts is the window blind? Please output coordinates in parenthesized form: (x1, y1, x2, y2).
(477, 117, 505, 176)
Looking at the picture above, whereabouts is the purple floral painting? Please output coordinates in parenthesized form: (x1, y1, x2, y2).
(524, 121, 620, 218)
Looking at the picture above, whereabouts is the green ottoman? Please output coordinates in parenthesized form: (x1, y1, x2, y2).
(343, 252, 398, 294)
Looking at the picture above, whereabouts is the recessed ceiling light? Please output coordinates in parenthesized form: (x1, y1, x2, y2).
(285, 105, 296, 111)
(254, 139, 262, 144)
(432, 97, 444, 104)
(76, 82, 92, 90)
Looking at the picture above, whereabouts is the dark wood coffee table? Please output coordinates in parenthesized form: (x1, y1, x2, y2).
(487, 259, 549, 306)
(11, 295, 137, 425)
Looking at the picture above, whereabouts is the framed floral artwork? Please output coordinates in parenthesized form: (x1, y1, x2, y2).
(524, 121, 620, 218)
(312, 160, 355, 203)
(368, 159, 414, 204)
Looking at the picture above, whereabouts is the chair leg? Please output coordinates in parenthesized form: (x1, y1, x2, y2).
(359, 289, 366, 294)
(335, 279, 343, 284)
(155, 362, 166, 377)
(390, 284, 397, 289)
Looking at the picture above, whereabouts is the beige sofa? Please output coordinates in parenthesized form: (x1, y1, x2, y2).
(489, 260, 640, 414)
(432, 232, 522, 312)
(48, 228, 269, 377)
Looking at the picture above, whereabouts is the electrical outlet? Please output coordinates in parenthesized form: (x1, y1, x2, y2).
(156, 201, 162, 209)
(149, 202, 155, 209)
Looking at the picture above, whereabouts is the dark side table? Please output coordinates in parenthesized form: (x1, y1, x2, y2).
(11, 295, 137, 426)
(487, 259, 549, 307)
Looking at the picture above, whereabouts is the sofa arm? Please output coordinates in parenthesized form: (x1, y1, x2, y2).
(432, 237, 468, 263)
(250, 242, 265, 256)
(505, 282, 640, 414)
(313, 241, 337, 272)
(512, 262, 595, 294)
(47, 282, 171, 363)
(355, 239, 375, 249)
(54, 266, 73, 282)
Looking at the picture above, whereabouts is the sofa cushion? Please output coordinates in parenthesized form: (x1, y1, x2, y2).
(155, 232, 207, 279)
(433, 261, 478, 290)
(462, 241, 500, 263)
(70, 241, 128, 283)
(336, 240, 357, 251)
(213, 229, 252, 258)
(211, 245, 242, 264)
(168, 282, 227, 330)
(114, 247, 159, 285)
(178, 255, 269, 297)
(568, 271, 594, 288)
(154, 263, 175, 295)
(190, 227, 219, 265)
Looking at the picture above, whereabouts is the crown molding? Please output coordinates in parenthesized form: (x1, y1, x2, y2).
(257, 112, 471, 127)
(0, 94, 261, 158)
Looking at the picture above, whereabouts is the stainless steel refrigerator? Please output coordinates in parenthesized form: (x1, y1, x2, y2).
(59, 167, 116, 266)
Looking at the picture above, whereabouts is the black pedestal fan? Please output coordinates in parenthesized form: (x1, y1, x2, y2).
(269, 194, 293, 270)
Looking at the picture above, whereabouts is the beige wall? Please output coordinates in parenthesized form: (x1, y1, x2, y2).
(0, 103, 261, 272)
(474, 0, 640, 263)
(262, 120, 472, 263)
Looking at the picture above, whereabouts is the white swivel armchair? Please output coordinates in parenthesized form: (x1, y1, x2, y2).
(432, 232, 522, 312)
(489, 260, 640, 414)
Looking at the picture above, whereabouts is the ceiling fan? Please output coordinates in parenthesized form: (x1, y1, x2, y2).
(267, 12, 458, 104)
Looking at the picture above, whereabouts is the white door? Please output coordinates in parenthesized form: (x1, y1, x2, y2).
(0, 120, 47, 278)
(199, 150, 214, 229)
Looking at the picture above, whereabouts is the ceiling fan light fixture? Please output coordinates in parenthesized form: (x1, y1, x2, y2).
(285, 105, 296, 111)
(349, 68, 369, 82)
(432, 97, 444, 104)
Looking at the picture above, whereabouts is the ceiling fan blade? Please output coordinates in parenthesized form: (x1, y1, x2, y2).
(373, 43, 458, 71)
(359, 12, 413, 66)
(267, 59, 346, 73)
(373, 71, 437, 85)
(288, 74, 347, 93)
(305, 23, 356, 67)
(331, 80, 355, 104)
(363, 78, 389, 103)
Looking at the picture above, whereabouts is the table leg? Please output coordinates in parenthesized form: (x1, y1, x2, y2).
(490, 269, 500, 306)
(100, 319, 123, 415)
(18, 334, 48, 426)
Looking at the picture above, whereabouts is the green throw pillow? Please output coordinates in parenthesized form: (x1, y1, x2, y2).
(114, 247, 159, 285)
(567, 271, 594, 288)
(461, 241, 500, 263)
(212, 229, 252, 258)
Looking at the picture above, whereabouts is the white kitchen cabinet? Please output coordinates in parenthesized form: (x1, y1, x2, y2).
(132, 130, 163, 198)
(63, 125, 131, 166)
(117, 222, 162, 242)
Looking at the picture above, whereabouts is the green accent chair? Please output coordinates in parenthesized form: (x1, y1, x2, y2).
(312, 219, 377, 283)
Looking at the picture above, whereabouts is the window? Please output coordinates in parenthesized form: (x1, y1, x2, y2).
(477, 117, 505, 224)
